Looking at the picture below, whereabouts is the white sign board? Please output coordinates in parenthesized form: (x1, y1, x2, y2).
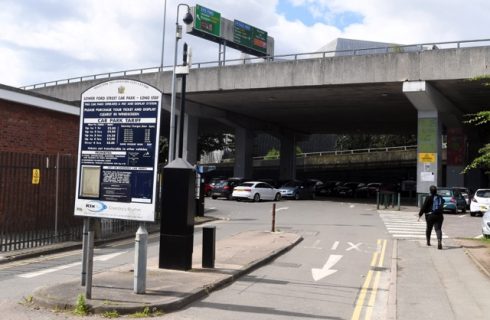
(74, 80, 162, 221)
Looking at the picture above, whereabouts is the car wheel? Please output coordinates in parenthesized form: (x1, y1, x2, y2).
(205, 190, 211, 197)
(253, 193, 260, 202)
(227, 194, 232, 200)
(470, 212, 476, 217)
(484, 234, 490, 239)
(462, 207, 466, 213)
(452, 209, 457, 214)
(274, 193, 281, 201)
(294, 193, 300, 200)
(211, 196, 217, 200)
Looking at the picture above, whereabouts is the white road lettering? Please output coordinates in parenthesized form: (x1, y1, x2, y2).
(304, 240, 322, 250)
(346, 242, 362, 251)
(17, 251, 126, 278)
(331, 241, 340, 250)
(311, 255, 343, 281)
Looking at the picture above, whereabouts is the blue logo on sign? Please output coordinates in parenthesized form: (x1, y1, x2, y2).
(86, 201, 107, 213)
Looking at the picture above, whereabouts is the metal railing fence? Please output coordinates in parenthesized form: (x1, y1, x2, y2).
(19, 38, 490, 90)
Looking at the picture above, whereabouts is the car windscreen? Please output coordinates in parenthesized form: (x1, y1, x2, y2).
(476, 190, 490, 198)
(282, 181, 300, 187)
(438, 189, 452, 196)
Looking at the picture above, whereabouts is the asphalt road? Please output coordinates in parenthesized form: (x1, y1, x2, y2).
(0, 197, 483, 319)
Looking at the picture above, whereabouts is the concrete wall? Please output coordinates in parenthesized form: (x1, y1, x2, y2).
(31, 46, 490, 101)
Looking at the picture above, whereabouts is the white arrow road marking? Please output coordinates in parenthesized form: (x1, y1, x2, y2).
(311, 255, 343, 281)
(331, 241, 340, 250)
(18, 251, 127, 278)
(346, 242, 362, 251)
(276, 207, 289, 212)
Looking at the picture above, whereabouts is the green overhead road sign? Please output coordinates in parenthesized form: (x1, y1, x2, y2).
(194, 4, 221, 37)
(233, 20, 267, 54)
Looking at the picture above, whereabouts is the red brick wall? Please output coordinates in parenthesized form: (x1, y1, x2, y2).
(0, 99, 79, 154)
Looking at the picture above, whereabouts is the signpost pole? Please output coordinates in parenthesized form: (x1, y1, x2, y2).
(81, 218, 89, 286)
(85, 219, 94, 299)
(134, 223, 148, 294)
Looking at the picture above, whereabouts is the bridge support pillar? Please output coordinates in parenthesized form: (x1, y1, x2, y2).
(403, 81, 443, 195)
(234, 127, 253, 179)
(183, 115, 199, 164)
(446, 127, 465, 187)
(280, 134, 297, 181)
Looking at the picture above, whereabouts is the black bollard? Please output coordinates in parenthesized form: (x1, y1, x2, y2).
(202, 226, 216, 268)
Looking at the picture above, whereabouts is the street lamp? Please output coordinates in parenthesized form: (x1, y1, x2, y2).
(168, 4, 194, 162)
(160, 0, 167, 69)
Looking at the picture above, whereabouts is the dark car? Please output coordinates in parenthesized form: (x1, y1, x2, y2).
(211, 178, 244, 200)
(317, 181, 343, 196)
(437, 187, 467, 214)
(336, 182, 365, 197)
(278, 180, 316, 200)
(356, 182, 381, 198)
(305, 179, 325, 195)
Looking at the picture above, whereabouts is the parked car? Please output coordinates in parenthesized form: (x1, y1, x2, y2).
(232, 181, 282, 202)
(482, 210, 490, 238)
(437, 188, 467, 214)
(356, 182, 381, 198)
(211, 177, 244, 200)
(453, 187, 471, 209)
(278, 180, 315, 200)
(336, 182, 365, 197)
(306, 179, 325, 196)
(317, 181, 342, 196)
(470, 189, 490, 217)
(204, 183, 213, 197)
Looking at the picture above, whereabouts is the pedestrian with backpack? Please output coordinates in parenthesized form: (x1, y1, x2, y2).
(418, 185, 445, 249)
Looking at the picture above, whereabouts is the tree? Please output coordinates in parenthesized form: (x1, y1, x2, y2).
(463, 111, 490, 174)
(197, 133, 234, 157)
(335, 134, 417, 151)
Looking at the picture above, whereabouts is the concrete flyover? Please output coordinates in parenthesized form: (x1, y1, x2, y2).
(29, 40, 490, 191)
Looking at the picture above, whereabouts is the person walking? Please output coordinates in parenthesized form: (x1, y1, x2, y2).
(418, 185, 445, 249)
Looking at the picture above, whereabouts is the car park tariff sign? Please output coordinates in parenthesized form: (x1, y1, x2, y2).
(74, 80, 162, 221)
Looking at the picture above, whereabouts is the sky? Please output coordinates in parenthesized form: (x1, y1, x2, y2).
(0, 0, 489, 87)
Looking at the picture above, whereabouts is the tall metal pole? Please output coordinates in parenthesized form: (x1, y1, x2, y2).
(160, 0, 167, 69)
(178, 43, 188, 158)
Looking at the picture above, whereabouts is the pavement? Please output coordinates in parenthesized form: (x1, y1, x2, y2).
(30, 231, 302, 315)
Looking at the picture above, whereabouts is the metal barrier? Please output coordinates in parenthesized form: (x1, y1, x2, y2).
(19, 38, 490, 90)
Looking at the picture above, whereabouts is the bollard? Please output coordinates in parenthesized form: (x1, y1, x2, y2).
(376, 192, 380, 210)
(271, 203, 276, 232)
(397, 193, 401, 211)
(202, 226, 216, 268)
(134, 224, 148, 294)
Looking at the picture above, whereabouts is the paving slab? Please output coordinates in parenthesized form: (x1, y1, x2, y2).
(32, 231, 302, 315)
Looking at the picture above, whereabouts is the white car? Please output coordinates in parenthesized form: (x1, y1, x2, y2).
(232, 181, 282, 202)
(470, 189, 490, 217)
(482, 211, 490, 238)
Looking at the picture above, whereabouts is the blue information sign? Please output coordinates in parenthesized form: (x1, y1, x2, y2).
(74, 80, 162, 222)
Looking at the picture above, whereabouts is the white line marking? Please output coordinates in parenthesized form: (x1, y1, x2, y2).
(276, 207, 289, 212)
(349, 204, 355, 208)
(458, 215, 466, 218)
(17, 252, 127, 278)
(311, 255, 343, 281)
(346, 242, 362, 251)
(208, 207, 216, 210)
(475, 235, 484, 239)
(304, 240, 322, 249)
(331, 241, 340, 250)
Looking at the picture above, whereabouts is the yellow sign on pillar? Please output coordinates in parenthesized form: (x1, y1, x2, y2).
(32, 169, 40, 184)
(418, 153, 436, 163)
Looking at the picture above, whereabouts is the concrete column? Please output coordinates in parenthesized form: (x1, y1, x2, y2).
(234, 127, 253, 179)
(403, 82, 443, 194)
(446, 127, 466, 187)
(280, 134, 297, 181)
(183, 114, 198, 164)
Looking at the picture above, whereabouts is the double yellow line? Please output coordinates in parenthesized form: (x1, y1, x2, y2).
(351, 239, 388, 320)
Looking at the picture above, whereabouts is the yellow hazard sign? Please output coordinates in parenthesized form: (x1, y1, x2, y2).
(418, 153, 436, 163)
(32, 169, 40, 184)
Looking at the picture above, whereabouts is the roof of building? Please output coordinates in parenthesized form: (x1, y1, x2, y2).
(0, 83, 79, 116)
